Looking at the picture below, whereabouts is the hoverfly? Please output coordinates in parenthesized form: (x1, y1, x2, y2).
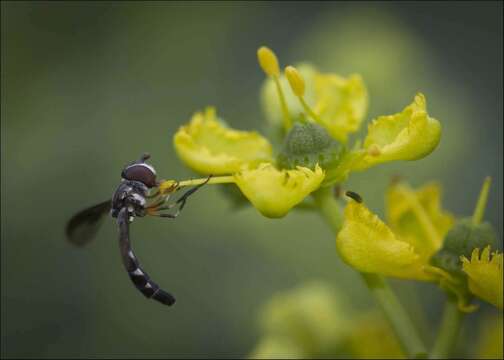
(65, 153, 210, 306)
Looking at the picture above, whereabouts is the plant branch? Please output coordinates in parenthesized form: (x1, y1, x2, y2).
(430, 297, 464, 359)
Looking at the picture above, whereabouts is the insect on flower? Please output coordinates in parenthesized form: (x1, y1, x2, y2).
(65, 153, 210, 306)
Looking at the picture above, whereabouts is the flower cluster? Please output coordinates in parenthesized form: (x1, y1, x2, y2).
(171, 46, 441, 218)
(336, 178, 503, 311)
(164, 44, 502, 358)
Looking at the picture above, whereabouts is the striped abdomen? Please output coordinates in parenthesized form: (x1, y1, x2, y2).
(117, 208, 175, 306)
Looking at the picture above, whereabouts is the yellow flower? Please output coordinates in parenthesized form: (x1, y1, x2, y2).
(173, 107, 273, 175)
(336, 179, 502, 312)
(461, 247, 503, 309)
(336, 199, 437, 281)
(354, 93, 441, 170)
(173, 108, 325, 218)
(250, 281, 404, 358)
(336, 181, 454, 280)
(173, 46, 443, 218)
(255, 282, 349, 356)
(234, 163, 324, 218)
(261, 64, 368, 143)
(386, 182, 455, 262)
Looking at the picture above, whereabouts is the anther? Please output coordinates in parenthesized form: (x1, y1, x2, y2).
(285, 66, 305, 97)
(257, 46, 280, 77)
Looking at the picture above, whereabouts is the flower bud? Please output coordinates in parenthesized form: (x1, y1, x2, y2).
(430, 218, 497, 276)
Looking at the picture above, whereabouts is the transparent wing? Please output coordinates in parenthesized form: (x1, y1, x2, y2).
(66, 200, 111, 246)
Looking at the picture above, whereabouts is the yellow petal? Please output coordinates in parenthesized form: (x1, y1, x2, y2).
(355, 93, 441, 170)
(233, 163, 324, 218)
(461, 247, 503, 309)
(336, 201, 434, 280)
(173, 107, 273, 175)
(313, 73, 368, 143)
(386, 182, 455, 261)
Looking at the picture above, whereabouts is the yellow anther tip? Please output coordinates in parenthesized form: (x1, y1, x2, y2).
(285, 65, 305, 97)
(257, 46, 280, 77)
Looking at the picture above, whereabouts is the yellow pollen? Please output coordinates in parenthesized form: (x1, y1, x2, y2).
(285, 65, 305, 97)
(257, 46, 280, 77)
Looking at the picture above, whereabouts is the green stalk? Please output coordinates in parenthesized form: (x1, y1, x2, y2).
(430, 297, 464, 359)
(472, 176, 491, 225)
(361, 273, 428, 359)
(313, 187, 428, 358)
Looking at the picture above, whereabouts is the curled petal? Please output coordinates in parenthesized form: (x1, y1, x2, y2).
(461, 247, 503, 309)
(336, 201, 434, 280)
(386, 182, 455, 260)
(173, 107, 273, 175)
(354, 93, 441, 170)
(313, 73, 368, 143)
(233, 163, 324, 218)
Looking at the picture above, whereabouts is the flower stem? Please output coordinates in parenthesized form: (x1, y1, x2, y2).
(361, 273, 428, 359)
(299, 96, 323, 124)
(472, 176, 491, 225)
(430, 297, 464, 359)
(314, 187, 428, 358)
(312, 187, 343, 233)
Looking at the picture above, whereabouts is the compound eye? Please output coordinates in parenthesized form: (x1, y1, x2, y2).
(122, 164, 157, 188)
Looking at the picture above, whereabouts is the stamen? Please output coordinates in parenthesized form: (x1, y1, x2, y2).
(273, 76, 292, 130)
(257, 46, 292, 131)
(472, 176, 491, 225)
(284, 65, 323, 125)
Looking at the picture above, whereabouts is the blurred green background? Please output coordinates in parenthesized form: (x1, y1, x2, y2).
(1, 1, 502, 358)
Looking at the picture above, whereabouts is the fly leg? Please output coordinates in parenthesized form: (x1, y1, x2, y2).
(175, 175, 212, 211)
(147, 175, 212, 218)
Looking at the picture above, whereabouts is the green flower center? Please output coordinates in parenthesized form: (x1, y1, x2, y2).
(277, 122, 344, 170)
(430, 218, 497, 276)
